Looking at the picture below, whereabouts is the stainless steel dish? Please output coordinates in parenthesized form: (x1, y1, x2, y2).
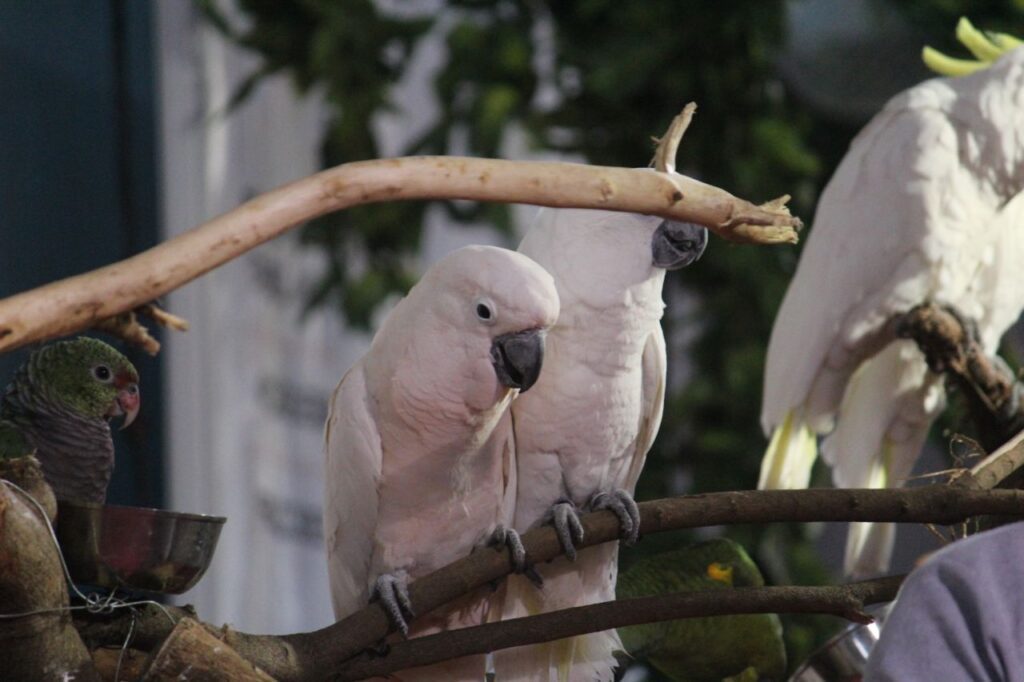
(789, 604, 892, 681)
(55, 500, 226, 595)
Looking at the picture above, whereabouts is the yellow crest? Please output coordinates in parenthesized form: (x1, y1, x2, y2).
(922, 17, 1022, 76)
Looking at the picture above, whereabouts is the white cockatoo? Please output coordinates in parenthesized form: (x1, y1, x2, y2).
(760, 20, 1024, 577)
(496, 203, 708, 681)
(323, 245, 559, 680)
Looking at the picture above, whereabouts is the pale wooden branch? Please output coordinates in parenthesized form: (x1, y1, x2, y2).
(962, 430, 1024, 490)
(75, 485, 1024, 681)
(332, 576, 905, 680)
(652, 102, 697, 173)
(0, 157, 801, 354)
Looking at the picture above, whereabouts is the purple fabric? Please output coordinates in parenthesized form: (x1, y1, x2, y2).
(866, 521, 1024, 681)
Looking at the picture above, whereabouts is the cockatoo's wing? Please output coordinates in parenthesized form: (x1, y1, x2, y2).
(622, 328, 667, 491)
(761, 80, 1004, 489)
(323, 361, 383, 619)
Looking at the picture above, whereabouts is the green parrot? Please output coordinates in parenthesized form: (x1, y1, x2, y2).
(0, 337, 140, 503)
(617, 538, 786, 682)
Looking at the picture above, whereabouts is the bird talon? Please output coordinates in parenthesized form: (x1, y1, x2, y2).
(589, 489, 641, 545)
(544, 497, 584, 561)
(490, 525, 528, 574)
(371, 571, 414, 637)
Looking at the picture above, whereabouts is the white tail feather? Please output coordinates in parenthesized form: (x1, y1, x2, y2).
(496, 547, 622, 681)
(759, 411, 818, 489)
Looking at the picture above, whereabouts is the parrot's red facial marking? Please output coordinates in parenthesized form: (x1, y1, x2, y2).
(109, 372, 141, 429)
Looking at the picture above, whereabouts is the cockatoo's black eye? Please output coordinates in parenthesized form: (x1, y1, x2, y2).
(92, 365, 113, 382)
(474, 298, 497, 324)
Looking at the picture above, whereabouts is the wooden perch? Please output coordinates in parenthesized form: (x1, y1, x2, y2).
(76, 484, 1024, 681)
(0, 469, 98, 681)
(141, 617, 275, 681)
(0, 156, 801, 355)
(333, 575, 905, 680)
(962, 430, 1024, 491)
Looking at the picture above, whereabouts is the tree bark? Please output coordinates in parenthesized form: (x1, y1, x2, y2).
(0, 157, 800, 354)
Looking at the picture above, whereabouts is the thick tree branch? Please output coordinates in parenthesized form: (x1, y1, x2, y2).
(0, 157, 800, 354)
(332, 576, 905, 680)
(75, 485, 1024, 681)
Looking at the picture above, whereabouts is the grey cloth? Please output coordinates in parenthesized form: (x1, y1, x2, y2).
(866, 521, 1024, 681)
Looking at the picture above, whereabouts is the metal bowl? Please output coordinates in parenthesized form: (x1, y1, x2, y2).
(55, 500, 226, 595)
(789, 603, 892, 681)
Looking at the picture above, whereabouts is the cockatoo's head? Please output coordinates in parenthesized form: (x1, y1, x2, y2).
(519, 208, 708, 312)
(423, 245, 559, 393)
(651, 220, 709, 270)
(22, 337, 141, 428)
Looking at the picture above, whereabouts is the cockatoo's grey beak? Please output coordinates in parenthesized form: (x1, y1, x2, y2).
(107, 383, 141, 430)
(651, 220, 708, 270)
(491, 329, 546, 392)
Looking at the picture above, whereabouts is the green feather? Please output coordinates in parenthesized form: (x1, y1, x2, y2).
(0, 420, 34, 459)
(618, 538, 787, 681)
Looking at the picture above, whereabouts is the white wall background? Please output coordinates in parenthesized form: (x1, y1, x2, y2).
(157, 2, 364, 634)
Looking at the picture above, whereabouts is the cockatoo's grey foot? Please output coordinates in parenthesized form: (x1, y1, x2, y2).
(371, 571, 414, 638)
(543, 497, 584, 562)
(490, 525, 527, 573)
(489, 525, 544, 588)
(589, 489, 641, 545)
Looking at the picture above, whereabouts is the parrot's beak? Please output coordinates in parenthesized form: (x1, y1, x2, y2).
(107, 382, 141, 430)
(651, 220, 708, 270)
(491, 329, 546, 392)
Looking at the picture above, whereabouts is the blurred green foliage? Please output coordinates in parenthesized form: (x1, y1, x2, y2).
(202, 0, 1023, 677)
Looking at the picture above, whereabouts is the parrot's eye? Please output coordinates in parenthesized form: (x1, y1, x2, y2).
(92, 365, 113, 383)
(474, 298, 496, 324)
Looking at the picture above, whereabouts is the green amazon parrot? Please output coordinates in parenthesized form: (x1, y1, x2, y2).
(0, 337, 140, 503)
(617, 538, 786, 682)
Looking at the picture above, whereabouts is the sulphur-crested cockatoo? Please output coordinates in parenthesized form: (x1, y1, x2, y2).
(760, 20, 1024, 577)
(323, 245, 558, 680)
(496, 204, 707, 682)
